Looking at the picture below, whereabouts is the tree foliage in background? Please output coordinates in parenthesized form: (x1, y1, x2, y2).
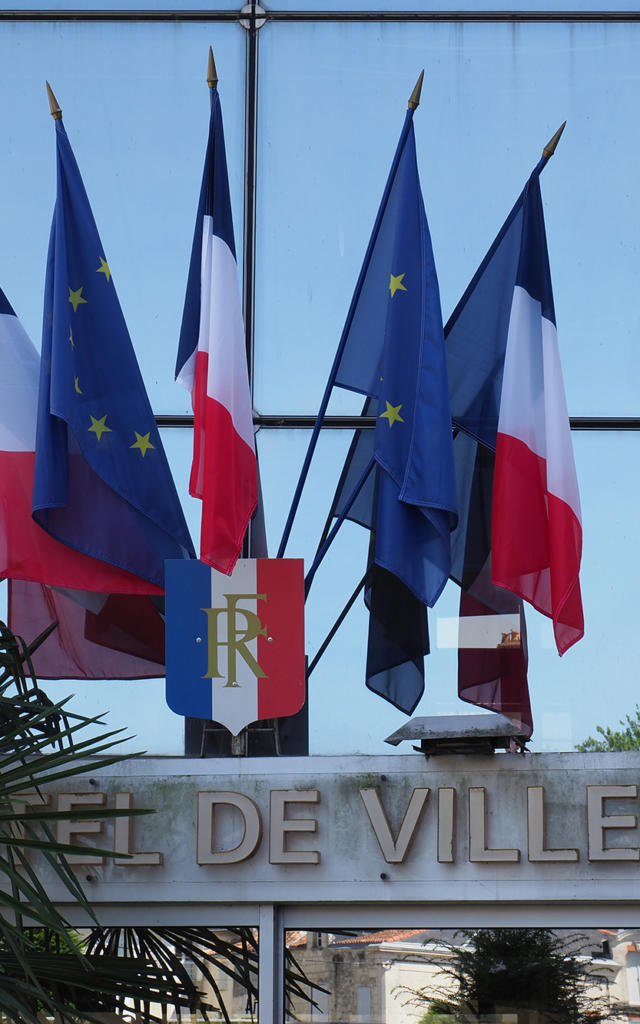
(0, 619, 322, 1024)
(576, 705, 640, 751)
(401, 928, 613, 1023)
(0, 618, 213, 1023)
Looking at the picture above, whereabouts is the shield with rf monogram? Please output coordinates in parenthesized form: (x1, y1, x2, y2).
(165, 558, 305, 735)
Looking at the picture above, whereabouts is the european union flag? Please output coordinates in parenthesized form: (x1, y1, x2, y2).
(328, 108, 458, 713)
(33, 114, 195, 589)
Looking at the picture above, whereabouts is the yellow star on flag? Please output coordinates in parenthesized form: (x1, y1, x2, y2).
(74, 377, 83, 394)
(97, 257, 111, 283)
(379, 400, 404, 427)
(131, 432, 155, 458)
(69, 327, 75, 349)
(88, 415, 111, 441)
(389, 273, 407, 297)
(68, 286, 87, 313)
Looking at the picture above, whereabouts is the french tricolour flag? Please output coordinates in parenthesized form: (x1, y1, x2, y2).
(175, 79, 257, 575)
(492, 177, 583, 655)
(0, 286, 156, 593)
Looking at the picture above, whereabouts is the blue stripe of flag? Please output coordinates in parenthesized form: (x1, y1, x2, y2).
(516, 176, 556, 327)
(0, 288, 16, 317)
(175, 86, 236, 380)
(165, 558, 213, 719)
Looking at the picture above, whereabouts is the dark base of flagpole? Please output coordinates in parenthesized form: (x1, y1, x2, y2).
(184, 701, 309, 757)
(231, 731, 247, 757)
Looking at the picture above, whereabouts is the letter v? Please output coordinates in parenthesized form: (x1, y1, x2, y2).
(360, 788, 429, 863)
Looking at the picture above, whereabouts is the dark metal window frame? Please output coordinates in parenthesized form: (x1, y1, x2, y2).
(3, 9, 640, 20)
(155, 415, 640, 430)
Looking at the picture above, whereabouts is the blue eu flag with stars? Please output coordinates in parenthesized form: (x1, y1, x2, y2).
(33, 116, 195, 590)
(329, 110, 457, 713)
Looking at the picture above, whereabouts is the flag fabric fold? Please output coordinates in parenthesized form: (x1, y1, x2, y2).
(444, 168, 541, 731)
(458, 586, 531, 737)
(365, 558, 431, 715)
(326, 408, 430, 714)
(0, 285, 171, 594)
(9, 581, 164, 680)
(33, 118, 195, 591)
(492, 176, 583, 654)
(176, 83, 257, 575)
(0, 284, 168, 678)
(324, 110, 457, 714)
(449, 431, 532, 736)
(445, 155, 582, 733)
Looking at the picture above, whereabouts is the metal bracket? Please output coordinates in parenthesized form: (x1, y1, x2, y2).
(239, 3, 267, 30)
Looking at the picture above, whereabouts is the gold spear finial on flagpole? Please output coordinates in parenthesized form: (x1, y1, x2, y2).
(46, 81, 62, 119)
(543, 121, 566, 158)
(408, 70, 424, 111)
(207, 46, 218, 89)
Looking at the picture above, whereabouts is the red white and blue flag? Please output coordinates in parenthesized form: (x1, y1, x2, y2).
(0, 286, 158, 594)
(0, 286, 166, 678)
(492, 176, 583, 655)
(165, 558, 305, 734)
(176, 78, 257, 574)
(446, 152, 582, 734)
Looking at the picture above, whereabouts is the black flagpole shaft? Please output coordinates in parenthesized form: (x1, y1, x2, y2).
(304, 455, 375, 597)
(307, 571, 369, 678)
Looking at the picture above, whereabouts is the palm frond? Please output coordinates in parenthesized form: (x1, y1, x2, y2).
(0, 619, 327, 1023)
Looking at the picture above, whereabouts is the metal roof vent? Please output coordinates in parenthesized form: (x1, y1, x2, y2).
(385, 714, 529, 756)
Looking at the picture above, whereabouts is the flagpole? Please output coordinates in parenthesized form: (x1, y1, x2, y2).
(276, 71, 424, 559)
(304, 455, 376, 596)
(46, 81, 62, 119)
(542, 120, 566, 159)
(445, 120, 566, 353)
(207, 45, 218, 88)
(306, 571, 369, 677)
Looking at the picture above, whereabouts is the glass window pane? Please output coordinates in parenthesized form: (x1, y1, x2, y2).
(39, 677, 182, 754)
(6, 428, 195, 758)
(1, 20, 245, 413)
(258, 428, 640, 755)
(254, 20, 640, 416)
(285, 928, 629, 1023)
(19, 926, 259, 1022)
